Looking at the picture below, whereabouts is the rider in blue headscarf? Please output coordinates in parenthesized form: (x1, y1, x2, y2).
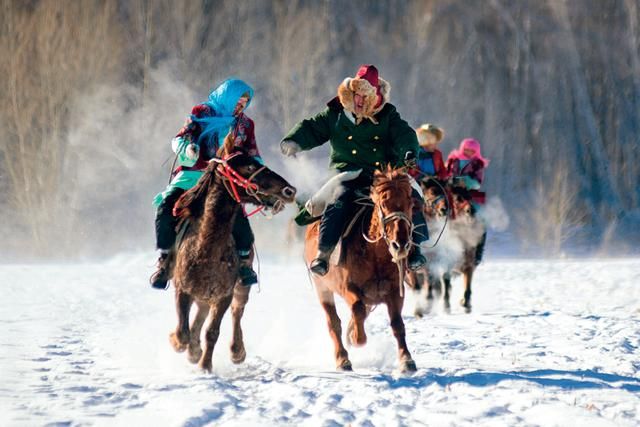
(150, 78, 262, 290)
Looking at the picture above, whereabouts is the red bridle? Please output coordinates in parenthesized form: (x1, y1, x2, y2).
(212, 152, 267, 217)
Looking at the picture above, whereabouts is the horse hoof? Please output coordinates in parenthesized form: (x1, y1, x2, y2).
(400, 359, 417, 373)
(169, 332, 188, 353)
(230, 345, 246, 364)
(198, 359, 212, 373)
(337, 360, 353, 371)
(414, 310, 423, 319)
(187, 344, 202, 364)
(460, 299, 472, 312)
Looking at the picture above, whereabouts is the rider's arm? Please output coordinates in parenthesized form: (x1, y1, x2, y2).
(240, 116, 264, 164)
(387, 106, 420, 168)
(282, 107, 336, 151)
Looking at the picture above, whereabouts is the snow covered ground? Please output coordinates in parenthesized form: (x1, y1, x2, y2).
(1, 256, 639, 426)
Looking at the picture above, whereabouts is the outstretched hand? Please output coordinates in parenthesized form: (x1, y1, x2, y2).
(280, 140, 301, 157)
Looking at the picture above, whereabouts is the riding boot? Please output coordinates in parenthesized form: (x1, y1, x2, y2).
(408, 191, 428, 271)
(310, 247, 334, 276)
(474, 231, 487, 266)
(149, 251, 171, 290)
(237, 249, 258, 286)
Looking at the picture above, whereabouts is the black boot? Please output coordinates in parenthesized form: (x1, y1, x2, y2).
(310, 248, 333, 276)
(149, 252, 170, 290)
(407, 248, 427, 271)
(238, 253, 258, 286)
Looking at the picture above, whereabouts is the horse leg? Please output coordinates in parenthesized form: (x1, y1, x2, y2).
(405, 271, 424, 318)
(169, 290, 192, 352)
(229, 284, 250, 364)
(386, 294, 417, 373)
(442, 273, 451, 313)
(424, 273, 436, 314)
(187, 300, 208, 364)
(198, 295, 233, 373)
(460, 267, 474, 313)
(316, 285, 351, 371)
(348, 299, 368, 347)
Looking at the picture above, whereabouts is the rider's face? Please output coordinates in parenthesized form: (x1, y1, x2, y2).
(233, 97, 249, 116)
(353, 93, 365, 114)
(463, 148, 476, 158)
(421, 134, 437, 151)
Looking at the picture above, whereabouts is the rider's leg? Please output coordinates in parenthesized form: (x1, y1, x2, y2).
(311, 187, 357, 276)
(408, 188, 428, 271)
(150, 188, 185, 289)
(232, 214, 258, 286)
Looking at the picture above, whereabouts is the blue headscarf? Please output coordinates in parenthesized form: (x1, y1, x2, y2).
(191, 78, 254, 150)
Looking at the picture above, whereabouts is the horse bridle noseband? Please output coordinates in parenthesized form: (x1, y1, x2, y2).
(212, 153, 276, 217)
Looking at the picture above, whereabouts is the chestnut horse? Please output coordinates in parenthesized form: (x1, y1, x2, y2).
(407, 182, 483, 315)
(305, 168, 417, 373)
(168, 137, 296, 372)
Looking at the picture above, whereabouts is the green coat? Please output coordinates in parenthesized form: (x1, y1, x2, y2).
(283, 98, 419, 175)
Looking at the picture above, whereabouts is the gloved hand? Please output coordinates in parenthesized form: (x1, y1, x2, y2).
(185, 143, 199, 160)
(404, 150, 417, 168)
(280, 140, 301, 157)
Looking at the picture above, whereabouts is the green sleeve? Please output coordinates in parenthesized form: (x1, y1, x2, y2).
(282, 107, 336, 151)
(387, 106, 419, 167)
(172, 136, 198, 167)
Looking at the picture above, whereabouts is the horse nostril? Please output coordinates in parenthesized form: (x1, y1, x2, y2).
(282, 186, 296, 199)
(404, 242, 412, 251)
(391, 241, 400, 251)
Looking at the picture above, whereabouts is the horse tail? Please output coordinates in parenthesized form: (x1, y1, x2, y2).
(173, 164, 217, 220)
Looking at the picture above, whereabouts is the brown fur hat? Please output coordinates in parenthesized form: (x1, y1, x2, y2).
(337, 66, 390, 124)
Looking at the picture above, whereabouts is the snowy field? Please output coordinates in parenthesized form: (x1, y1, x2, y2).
(1, 256, 639, 426)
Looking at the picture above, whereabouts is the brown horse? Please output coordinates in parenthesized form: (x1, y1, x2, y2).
(407, 183, 483, 315)
(168, 137, 296, 372)
(304, 168, 417, 373)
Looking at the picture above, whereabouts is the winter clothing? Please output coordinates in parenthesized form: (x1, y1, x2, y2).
(411, 148, 448, 181)
(447, 139, 488, 190)
(151, 78, 260, 287)
(282, 65, 426, 274)
(153, 79, 261, 207)
(282, 66, 416, 175)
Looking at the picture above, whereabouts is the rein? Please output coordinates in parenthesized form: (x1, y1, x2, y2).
(359, 184, 413, 299)
(211, 153, 268, 217)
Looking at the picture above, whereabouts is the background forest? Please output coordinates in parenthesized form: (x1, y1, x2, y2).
(1, 0, 638, 260)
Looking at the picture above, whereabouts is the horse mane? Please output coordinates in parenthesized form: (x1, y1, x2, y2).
(173, 162, 218, 220)
(372, 166, 410, 191)
(173, 131, 236, 220)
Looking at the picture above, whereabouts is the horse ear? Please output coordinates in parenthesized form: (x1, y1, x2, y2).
(216, 131, 235, 158)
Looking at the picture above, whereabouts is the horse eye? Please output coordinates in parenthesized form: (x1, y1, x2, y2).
(247, 165, 256, 172)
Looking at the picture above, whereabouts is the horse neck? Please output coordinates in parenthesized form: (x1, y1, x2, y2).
(196, 175, 239, 253)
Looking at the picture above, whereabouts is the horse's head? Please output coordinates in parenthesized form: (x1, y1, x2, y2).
(451, 187, 473, 219)
(369, 167, 414, 262)
(218, 147, 297, 211)
(422, 179, 448, 219)
(173, 137, 296, 220)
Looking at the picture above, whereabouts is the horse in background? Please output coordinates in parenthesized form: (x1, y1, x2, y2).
(168, 135, 296, 372)
(406, 180, 484, 315)
(304, 167, 418, 373)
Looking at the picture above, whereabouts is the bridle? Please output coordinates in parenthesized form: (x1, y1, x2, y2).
(211, 152, 276, 217)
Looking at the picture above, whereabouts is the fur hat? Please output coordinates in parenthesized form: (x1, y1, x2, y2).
(337, 64, 390, 124)
(416, 123, 445, 145)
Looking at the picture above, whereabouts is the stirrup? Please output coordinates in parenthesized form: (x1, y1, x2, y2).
(149, 268, 170, 290)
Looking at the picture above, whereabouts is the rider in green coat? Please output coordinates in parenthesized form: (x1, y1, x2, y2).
(281, 65, 428, 275)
